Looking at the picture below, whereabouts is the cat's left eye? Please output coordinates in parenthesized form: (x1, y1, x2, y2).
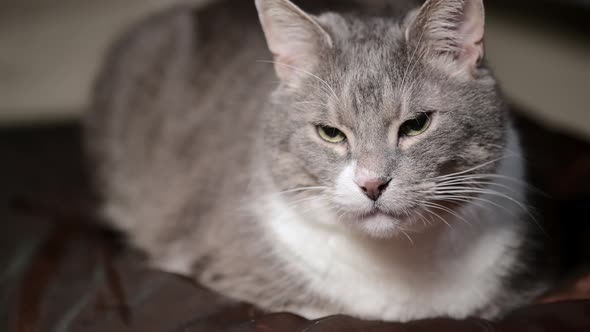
(317, 125, 346, 143)
(399, 112, 432, 137)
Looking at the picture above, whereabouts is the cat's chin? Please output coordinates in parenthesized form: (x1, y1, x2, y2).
(345, 206, 436, 239)
(352, 212, 421, 239)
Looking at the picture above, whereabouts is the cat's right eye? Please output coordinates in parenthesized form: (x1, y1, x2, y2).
(317, 125, 346, 143)
(399, 112, 432, 137)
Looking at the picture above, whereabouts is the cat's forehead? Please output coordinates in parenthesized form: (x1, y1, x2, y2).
(338, 69, 399, 121)
(307, 14, 445, 128)
(324, 13, 407, 44)
(328, 18, 412, 91)
(323, 29, 417, 126)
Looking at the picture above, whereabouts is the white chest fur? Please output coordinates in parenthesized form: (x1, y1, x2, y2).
(260, 134, 527, 321)
(265, 203, 522, 321)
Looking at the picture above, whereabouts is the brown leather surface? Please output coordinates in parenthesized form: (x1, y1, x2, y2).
(1, 110, 589, 331)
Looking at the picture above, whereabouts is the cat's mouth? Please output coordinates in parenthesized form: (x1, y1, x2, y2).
(358, 208, 405, 221)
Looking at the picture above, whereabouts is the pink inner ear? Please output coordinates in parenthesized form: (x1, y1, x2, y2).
(256, 0, 333, 83)
(456, 1, 485, 67)
(269, 37, 320, 82)
(266, 26, 315, 81)
(272, 53, 290, 64)
(272, 53, 296, 81)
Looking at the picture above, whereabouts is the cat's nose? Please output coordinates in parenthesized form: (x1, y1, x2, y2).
(357, 178, 391, 201)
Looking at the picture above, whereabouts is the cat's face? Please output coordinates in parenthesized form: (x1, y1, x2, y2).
(257, 0, 507, 237)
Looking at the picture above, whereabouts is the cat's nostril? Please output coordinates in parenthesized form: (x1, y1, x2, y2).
(358, 179, 390, 201)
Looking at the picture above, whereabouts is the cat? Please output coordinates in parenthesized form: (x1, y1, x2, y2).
(85, 0, 552, 322)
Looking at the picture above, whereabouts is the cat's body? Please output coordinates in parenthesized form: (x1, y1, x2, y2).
(86, 0, 550, 321)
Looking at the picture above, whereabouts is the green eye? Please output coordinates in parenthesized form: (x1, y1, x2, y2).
(399, 112, 432, 137)
(317, 125, 346, 143)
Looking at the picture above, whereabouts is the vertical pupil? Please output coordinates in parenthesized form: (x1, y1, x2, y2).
(411, 114, 425, 130)
(326, 127, 339, 137)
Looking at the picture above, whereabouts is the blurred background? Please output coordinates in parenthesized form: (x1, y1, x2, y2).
(0, 1, 589, 330)
(0, 0, 588, 138)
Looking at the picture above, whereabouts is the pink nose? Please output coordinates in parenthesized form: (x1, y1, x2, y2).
(357, 178, 390, 201)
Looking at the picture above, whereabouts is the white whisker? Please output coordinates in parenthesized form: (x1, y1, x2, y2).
(291, 101, 331, 108)
(267, 186, 328, 197)
(400, 27, 427, 96)
(432, 188, 532, 211)
(422, 206, 452, 230)
(435, 180, 520, 195)
(257, 60, 342, 106)
(418, 200, 471, 226)
(430, 194, 517, 217)
(414, 209, 432, 228)
(435, 173, 547, 196)
(399, 229, 415, 245)
(430, 156, 510, 181)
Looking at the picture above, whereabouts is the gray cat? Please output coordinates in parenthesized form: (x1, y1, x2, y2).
(86, 0, 551, 322)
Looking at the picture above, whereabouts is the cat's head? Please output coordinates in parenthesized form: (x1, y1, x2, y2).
(256, 0, 509, 238)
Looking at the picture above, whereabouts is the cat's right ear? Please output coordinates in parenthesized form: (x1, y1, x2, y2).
(255, 0, 332, 82)
(405, 0, 485, 78)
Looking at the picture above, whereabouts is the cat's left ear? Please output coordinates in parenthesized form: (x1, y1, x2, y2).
(255, 0, 332, 82)
(406, 0, 485, 76)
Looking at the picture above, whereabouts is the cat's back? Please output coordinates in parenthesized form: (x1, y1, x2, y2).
(85, 1, 273, 242)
